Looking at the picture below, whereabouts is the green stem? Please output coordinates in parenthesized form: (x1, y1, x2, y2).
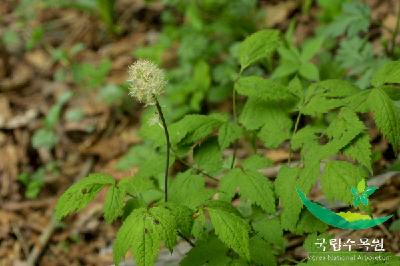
(154, 97, 170, 202)
(390, 2, 400, 56)
(230, 71, 243, 169)
(288, 112, 301, 164)
(178, 231, 195, 247)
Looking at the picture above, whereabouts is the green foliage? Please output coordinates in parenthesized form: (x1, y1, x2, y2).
(104, 183, 125, 223)
(208, 206, 250, 260)
(324, 1, 370, 37)
(55, 173, 115, 220)
(220, 168, 275, 213)
(371, 61, 400, 86)
(113, 206, 177, 266)
(275, 166, 302, 231)
(55, 18, 400, 265)
(320, 161, 366, 203)
(169, 171, 212, 209)
(368, 88, 400, 150)
(239, 29, 281, 71)
(32, 91, 73, 150)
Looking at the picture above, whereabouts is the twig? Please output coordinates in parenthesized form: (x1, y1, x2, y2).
(155, 98, 171, 202)
(25, 157, 95, 266)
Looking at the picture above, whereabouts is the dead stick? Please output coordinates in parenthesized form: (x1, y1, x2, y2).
(25, 157, 95, 266)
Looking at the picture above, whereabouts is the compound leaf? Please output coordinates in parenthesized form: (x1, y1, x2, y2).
(320, 160, 367, 204)
(371, 61, 400, 87)
(275, 166, 302, 231)
(218, 121, 243, 150)
(104, 183, 125, 223)
(169, 171, 212, 209)
(55, 173, 114, 220)
(239, 29, 281, 71)
(342, 133, 372, 172)
(220, 168, 275, 213)
(368, 88, 400, 150)
(208, 207, 250, 260)
(235, 76, 295, 101)
(113, 206, 176, 266)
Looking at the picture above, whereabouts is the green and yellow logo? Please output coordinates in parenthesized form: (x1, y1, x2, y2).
(297, 179, 392, 230)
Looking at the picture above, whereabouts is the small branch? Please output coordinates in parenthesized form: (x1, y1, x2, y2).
(154, 98, 171, 202)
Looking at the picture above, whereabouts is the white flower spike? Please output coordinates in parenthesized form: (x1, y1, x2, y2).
(127, 59, 166, 105)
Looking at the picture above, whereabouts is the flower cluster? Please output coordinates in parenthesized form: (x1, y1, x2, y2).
(127, 59, 166, 105)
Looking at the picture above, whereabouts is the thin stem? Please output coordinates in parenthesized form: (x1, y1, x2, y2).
(230, 71, 242, 169)
(390, 2, 400, 56)
(288, 112, 301, 164)
(154, 97, 170, 202)
(178, 231, 195, 247)
(174, 155, 219, 182)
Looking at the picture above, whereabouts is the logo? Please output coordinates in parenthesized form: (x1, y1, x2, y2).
(296, 179, 392, 230)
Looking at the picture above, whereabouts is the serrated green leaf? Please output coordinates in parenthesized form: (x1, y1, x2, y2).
(249, 236, 277, 266)
(191, 209, 208, 240)
(239, 98, 293, 131)
(297, 157, 322, 196)
(235, 76, 295, 101)
(164, 203, 193, 237)
(169, 171, 212, 209)
(275, 166, 302, 230)
(220, 168, 275, 213)
(371, 61, 400, 87)
(343, 134, 372, 172)
(103, 183, 125, 223)
(257, 109, 293, 148)
(218, 121, 243, 150)
(193, 137, 223, 173)
(180, 237, 229, 266)
(239, 29, 281, 70)
(294, 211, 328, 234)
(252, 217, 284, 247)
(170, 114, 225, 145)
(288, 76, 304, 100)
(291, 125, 324, 151)
(55, 173, 114, 220)
(113, 206, 176, 266)
(325, 107, 366, 152)
(368, 88, 400, 150)
(320, 160, 367, 204)
(301, 80, 360, 116)
(241, 154, 273, 171)
(208, 207, 250, 260)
